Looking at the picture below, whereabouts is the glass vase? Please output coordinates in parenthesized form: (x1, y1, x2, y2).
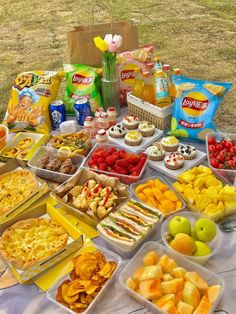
(101, 58, 120, 116)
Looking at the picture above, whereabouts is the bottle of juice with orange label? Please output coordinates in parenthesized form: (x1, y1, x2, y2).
(142, 71, 155, 104)
(163, 64, 175, 103)
(171, 68, 181, 100)
(153, 59, 171, 107)
(132, 68, 144, 98)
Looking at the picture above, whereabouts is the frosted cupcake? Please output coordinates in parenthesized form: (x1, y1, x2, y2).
(146, 143, 165, 161)
(125, 131, 142, 146)
(109, 124, 126, 139)
(123, 115, 139, 130)
(161, 136, 179, 152)
(178, 144, 197, 160)
(138, 121, 155, 137)
(164, 152, 184, 170)
(96, 129, 108, 143)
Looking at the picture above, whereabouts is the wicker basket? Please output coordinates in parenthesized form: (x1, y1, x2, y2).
(127, 92, 173, 131)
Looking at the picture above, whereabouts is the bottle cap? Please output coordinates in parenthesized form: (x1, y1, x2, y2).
(153, 56, 161, 62)
(173, 68, 181, 75)
(163, 64, 171, 71)
(142, 71, 150, 78)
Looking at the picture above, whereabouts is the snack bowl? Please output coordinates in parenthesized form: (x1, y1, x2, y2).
(97, 199, 163, 259)
(83, 143, 148, 185)
(161, 211, 223, 265)
(28, 146, 84, 183)
(206, 132, 236, 185)
(130, 176, 186, 217)
(119, 241, 224, 314)
(0, 124, 8, 150)
(47, 244, 121, 314)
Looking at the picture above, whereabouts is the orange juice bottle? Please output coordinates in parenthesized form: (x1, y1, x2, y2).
(171, 68, 181, 100)
(163, 64, 175, 103)
(153, 60, 171, 108)
(142, 72, 155, 104)
(132, 68, 144, 98)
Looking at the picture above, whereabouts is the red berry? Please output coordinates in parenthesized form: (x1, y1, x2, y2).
(97, 157, 105, 164)
(208, 145, 215, 153)
(116, 159, 129, 168)
(215, 144, 223, 151)
(210, 158, 219, 168)
(106, 156, 116, 166)
(208, 137, 216, 145)
(99, 163, 108, 171)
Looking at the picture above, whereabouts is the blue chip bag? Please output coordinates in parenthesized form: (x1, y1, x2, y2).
(169, 75, 232, 141)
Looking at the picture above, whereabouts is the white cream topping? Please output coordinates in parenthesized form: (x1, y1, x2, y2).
(123, 115, 139, 126)
(165, 152, 184, 166)
(146, 146, 165, 156)
(161, 136, 179, 147)
(177, 144, 197, 157)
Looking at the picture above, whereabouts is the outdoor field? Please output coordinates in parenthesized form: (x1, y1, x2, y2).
(0, 0, 235, 130)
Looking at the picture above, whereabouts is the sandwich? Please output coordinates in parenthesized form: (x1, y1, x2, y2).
(97, 199, 163, 251)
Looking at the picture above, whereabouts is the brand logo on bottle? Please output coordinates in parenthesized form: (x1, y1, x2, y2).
(121, 70, 136, 82)
(72, 74, 93, 85)
(182, 92, 209, 116)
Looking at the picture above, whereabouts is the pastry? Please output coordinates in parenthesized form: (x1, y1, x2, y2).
(0, 169, 38, 216)
(96, 129, 108, 143)
(17, 137, 34, 149)
(161, 136, 179, 152)
(17, 150, 29, 160)
(0, 218, 68, 270)
(46, 158, 63, 171)
(2, 147, 20, 158)
(178, 144, 197, 160)
(36, 152, 50, 169)
(164, 152, 185, 170)
(125, 131, 142, 146)
(138, 121, 155, 137)
(109, 124, 126, 139)
(146, 143, 165, 161)
(123, 115, 139, 130)
(59, 159, 76, 174)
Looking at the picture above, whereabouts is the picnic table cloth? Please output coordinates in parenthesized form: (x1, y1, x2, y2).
(0, 117, 235, 314)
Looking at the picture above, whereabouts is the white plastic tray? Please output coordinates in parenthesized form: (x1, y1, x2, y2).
(108, 123, 163, 153)
(47, 245, 121, 314)
(148, 143, 207, 180)
(119, 241, 224, 314)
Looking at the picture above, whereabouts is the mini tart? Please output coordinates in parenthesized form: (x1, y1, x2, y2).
(123, 115, 139, 130)
(17, 150, 29, 160)
(165, 152, 184, 170)
(2, 147, 20, 158)
(125, 131, 142, 146)
(161, 136, 179, 152)
(96, 129, 108, 143)
(178, 144, 197, 160)
(109, 124, 126, 139)
(17, 137, 34, 149)
(146, 144, 165, 161)
(138, 121, 155, 137)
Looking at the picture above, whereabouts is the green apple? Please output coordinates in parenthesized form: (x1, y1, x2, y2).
(194, 218, 216, 242)
(193, 241, 212, 256)
(168, 216, 191, 237)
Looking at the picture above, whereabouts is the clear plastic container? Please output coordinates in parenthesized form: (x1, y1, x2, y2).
(83, 143, 148, 185)
(97, 199, 164, 258)
(47, 244, 121, 314)
(119, 241, 224, 314)
(130, 176, 186, 217)
(28, 146, 84, 183)
(161, 211, 223, 265)
(206, 132, 236, 185)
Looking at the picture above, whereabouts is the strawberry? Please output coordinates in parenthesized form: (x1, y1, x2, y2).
(118, 149, 128, 159)
(127, 155, 139, 164)
(107, 147, 117, 155)
(116, 159, 129, 168)
(99, 163, 107, 171)
(88, 160, 96, 167)
(106, 155, 117, 165)
(97, 157, 105, 164)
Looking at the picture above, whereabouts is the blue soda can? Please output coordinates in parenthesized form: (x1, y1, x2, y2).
(49, 100, 66, 130)
(74, 98, 92, 126)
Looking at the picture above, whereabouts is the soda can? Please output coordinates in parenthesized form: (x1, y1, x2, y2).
(49, 100, 66, 130)
(74, 98, 92, 126)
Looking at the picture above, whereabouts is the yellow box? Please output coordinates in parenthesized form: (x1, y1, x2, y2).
(0, 202, 84, 283)
(0, 132, 49, 163)
(0, 159, 50, 224)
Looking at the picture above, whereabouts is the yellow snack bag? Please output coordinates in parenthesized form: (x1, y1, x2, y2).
(3, 71, 64, 134)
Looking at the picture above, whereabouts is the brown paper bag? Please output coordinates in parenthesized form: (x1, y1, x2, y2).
(67, 3, 139, 66)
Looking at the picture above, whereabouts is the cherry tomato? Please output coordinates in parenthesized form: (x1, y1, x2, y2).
(208, 145, 215, 153)
(228, 160, 236, 168)
(210, 158, 219, 168)
(216, 155, 225, 163)
(224, 140, 234, 150)
(208, 137, 216, 145)
(215, 144, 223, 151)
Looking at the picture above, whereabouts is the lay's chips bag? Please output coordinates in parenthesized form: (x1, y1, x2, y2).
(3, 71, 64, 134)
(169, 75, 232, 141)
(63, 64, 102, 115)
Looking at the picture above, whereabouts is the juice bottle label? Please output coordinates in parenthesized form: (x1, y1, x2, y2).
(154, 77, 170, 99)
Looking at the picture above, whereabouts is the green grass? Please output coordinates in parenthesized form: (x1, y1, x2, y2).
(0, 0, 235, 129)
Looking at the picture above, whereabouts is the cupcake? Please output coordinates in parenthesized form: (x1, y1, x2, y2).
(146, 143, 165, 161)
(178, 144, 197, 160)
(125, 131, 142, 146)
(164, 152, 185, 170)
(96, 129, 108, 143)
(109, 124, 126, 139)
(123, 115, 139, 130)
(138, 121, 155, 137)
(161, 136, 179, 152)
